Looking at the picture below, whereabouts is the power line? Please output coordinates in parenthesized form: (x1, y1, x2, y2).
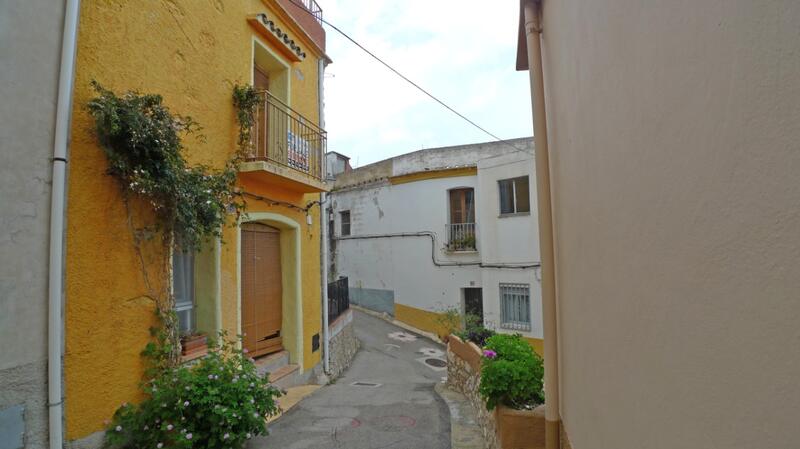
(283, 0, 533, 156)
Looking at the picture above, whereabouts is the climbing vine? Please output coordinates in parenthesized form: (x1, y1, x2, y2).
(232, 84, 262, 156)
(88, 81, 245, 253)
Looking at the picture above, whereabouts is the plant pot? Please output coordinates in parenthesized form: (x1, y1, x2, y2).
(495, 404, 546, 449)
(180, 334, 208, 356)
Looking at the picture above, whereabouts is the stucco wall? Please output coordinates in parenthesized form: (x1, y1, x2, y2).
(0, 0, 64, 446)
(330, 143, 543, 343)
(538, 1, 800, 448)
(65, 0, 324, 440)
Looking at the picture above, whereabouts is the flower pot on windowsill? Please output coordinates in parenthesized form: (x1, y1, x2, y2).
(495, 404, 546, 449)
(180, 333, 208, 358)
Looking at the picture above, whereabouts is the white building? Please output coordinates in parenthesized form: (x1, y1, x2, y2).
(327, 138, 543, 351)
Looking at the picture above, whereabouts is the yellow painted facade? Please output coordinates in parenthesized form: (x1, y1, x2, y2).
(65, 0, 327, 440)
(395, 304, 544, 357)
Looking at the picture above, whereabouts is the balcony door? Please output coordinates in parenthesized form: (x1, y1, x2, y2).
(241, 222, 283, 358)
(449, 188, 475, 224)
(254, 65, 269, 159)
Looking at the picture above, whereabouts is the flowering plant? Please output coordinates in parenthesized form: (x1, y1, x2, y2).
(87, 81, 244, 251)
(104, 324, 281, 449)
(478, 334, 544, 410)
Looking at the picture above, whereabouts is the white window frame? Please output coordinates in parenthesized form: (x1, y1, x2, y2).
(172, 244, 196, 335)
(499, 283, 531, 331)
(498, 176, 530, 216)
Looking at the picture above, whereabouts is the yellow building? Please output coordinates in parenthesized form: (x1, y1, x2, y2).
(64, 0, 330, 444)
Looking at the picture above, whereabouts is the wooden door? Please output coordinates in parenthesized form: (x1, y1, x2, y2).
(449, 188, 475, 224)
(242, 222, 283, 357)
(464, 288, 484, 321)
(253, 66, 269, 158)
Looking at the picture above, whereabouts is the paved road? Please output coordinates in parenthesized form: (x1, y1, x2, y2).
(252, 309, 451, 449)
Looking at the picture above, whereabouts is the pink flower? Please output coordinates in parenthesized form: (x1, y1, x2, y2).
(483, 349, 497, 359)
(243, 348, 249, 354)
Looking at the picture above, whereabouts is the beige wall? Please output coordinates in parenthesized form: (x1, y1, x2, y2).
(538, 1, 800, 448)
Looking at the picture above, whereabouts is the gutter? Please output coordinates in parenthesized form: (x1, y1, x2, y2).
(49, 0, 81, 448)
(318, 58, 331, 374)
(522, 1, 561, 448)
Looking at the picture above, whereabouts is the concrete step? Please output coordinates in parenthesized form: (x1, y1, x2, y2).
(269, 363, 300, 391)
(254, 350, 289, 377)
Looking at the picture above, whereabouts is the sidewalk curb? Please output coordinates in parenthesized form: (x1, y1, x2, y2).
(350, 304, 444, 346)
(434, 383, 487, 449)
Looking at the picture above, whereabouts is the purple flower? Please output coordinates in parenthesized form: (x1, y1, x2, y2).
(483, 349, 497, 359)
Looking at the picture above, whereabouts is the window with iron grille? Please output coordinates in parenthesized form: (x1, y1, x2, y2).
(498, 176, 531, 215)
(172, 246, 195, 334)
(500, 283, 531, 331)
(340, 210, 351, 236)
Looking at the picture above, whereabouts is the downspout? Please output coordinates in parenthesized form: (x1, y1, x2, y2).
(49, 0, 81, 448)
(523, 1, 560, 448)
(318, 58, 330, 374)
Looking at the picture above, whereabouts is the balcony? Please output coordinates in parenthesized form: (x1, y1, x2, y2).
(446, 223, 477, 252)
(276, 0, 326, 52)
(239, 90, 328, 193)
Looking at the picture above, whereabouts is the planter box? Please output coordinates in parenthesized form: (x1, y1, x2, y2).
(181, 334, 208, 355)
(495, 405, 546, 449)
(447, 334, 483, 371)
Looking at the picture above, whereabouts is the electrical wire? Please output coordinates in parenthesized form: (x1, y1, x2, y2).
(336, 232, 540, 270)
(282, 0, 534, 156)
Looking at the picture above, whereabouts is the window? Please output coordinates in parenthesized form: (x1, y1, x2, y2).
(172, 246, 196, 334)
(500, 283, 531, 331)
(447, 188, 477, 251)
(340, 210, 351, 236)
(498, 176, 530, 215)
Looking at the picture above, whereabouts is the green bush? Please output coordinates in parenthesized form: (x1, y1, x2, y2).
(454, 313, 496, 346)
(478, 333, 544, 410)
(104, 329, 281, 449)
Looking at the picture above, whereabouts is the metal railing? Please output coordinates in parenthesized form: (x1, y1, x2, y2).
(298, 0, 323, 23)
(446, 223, 477, 251)
(328, 277, 349, 323)
(248, 90, 326, 180)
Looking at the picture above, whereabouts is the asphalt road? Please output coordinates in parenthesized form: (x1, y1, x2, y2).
(252, 309, 451, 449)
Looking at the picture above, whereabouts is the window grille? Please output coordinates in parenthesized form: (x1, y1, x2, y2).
(500, 283, 531, 331)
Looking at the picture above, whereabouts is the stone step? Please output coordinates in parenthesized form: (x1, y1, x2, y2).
(268, 363, 301, 391)
(254, 350, 289, 377)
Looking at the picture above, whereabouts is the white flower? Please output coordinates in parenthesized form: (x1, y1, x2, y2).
(214, 375, 219, 380)
(253, 412, 259, 418)
(185, 386, 190, 391)
(246, 433, 252, 439)
(186, 433, 193, 440)
(157, 444, 163, 449)
(206, 200, 211, 204)
(183, 401, 189, 406)
(144, 425, 149, 430)
(166, 424, 173, 431)
(223, 433, 230, 440)
(115, 425, 122, 432)
(208, 374, 214, 379)
(215, 404, 220, 409)
(250, 398, 254, 404)
(161, 403, 166, 408)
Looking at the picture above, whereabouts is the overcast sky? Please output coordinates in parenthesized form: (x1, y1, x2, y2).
(321, 0, 533, 167)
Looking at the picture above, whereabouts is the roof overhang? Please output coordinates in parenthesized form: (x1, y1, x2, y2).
(516, 0, 534, 71)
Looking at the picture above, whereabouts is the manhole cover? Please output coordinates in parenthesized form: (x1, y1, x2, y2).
(424, 358, 447, 368)
(350, 381, 382, 387)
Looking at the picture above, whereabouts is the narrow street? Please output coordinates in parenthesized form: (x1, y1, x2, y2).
(252, 309, 451, 449)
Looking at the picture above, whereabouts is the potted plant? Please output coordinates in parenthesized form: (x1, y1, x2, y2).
(180, 332, 208, 358)
(479, 334, 546, 449)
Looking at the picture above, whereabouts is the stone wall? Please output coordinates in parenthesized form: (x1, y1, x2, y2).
(327, 309, 359, 379)
(446, 337, 499, 449)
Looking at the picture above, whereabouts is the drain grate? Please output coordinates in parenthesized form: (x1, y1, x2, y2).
(424, 358, 447, 368)
(350, 381, 382, 387)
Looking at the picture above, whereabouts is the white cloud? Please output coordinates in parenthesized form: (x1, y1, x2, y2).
(322, 0, 532, 166)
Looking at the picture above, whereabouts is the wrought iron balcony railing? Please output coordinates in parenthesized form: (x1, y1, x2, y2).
(247, 90, 326, 180)
(299, 0, 323, 23)
(446, 223, 477, 252)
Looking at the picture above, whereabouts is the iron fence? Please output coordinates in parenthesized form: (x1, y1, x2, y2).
(446, 222, 477, 251)
(247, 90, 326, 180)
(328, 276, 349, 323)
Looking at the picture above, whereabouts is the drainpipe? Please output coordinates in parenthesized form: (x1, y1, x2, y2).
(49, 0, 81, 448)
(523, 1, 560, 448)
(318, 58, 330, 374)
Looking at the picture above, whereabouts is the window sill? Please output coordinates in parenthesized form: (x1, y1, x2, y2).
(498, 212, 531, 218)
(445, 249, 478, 254)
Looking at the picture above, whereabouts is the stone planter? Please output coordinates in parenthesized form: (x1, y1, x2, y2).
(447, 334, 546, 449)
(495, 404, 546, 449)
